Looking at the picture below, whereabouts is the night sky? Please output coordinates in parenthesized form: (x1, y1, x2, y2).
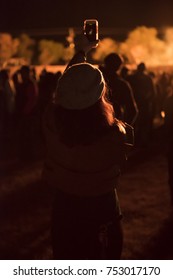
(1, 0, 173, 31)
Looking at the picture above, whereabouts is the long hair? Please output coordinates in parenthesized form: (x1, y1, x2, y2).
(54, 86, 121, 147)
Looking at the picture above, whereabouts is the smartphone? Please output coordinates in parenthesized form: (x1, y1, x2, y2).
(83, 19, 98, 42)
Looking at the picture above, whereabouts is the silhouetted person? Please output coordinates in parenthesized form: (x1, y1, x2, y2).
(148, 71, 160, 120)
(42, 38, 133, 260)
(163, 93, 173, 204)
(0, 70, 8, 128)
(157, 72, 170, 115)
(0, 70, 8, 151)
(16, 66, 38, 115)
(99, 53, 138, 126)
(120, 66, 130, 80)
(15, 65, 39, 161)
(38, 71, 60, 115)
(0, 69, 16, 144)
(128, 62, 156, 147)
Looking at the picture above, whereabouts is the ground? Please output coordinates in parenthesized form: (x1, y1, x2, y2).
(0, 141, 172, 260)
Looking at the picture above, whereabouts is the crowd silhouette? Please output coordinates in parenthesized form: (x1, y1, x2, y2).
(1, 58, 172, 160)
(1, 45, 173, 259)
(0, 51, 173, 191)
(0, 66, 62, 161)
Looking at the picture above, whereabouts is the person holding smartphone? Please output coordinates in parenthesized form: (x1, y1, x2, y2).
(41, 26, 132, 259)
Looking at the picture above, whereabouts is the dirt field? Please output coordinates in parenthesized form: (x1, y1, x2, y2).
(0, 141, 172, 260)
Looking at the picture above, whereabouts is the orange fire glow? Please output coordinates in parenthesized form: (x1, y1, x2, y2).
(93, 26, 173, 68)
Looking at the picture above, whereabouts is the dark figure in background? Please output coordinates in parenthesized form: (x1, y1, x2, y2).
(128, 62, 156, 147)
(0, 69, 16, 155)
(120, 66, 130, 80)
(0, 70, 7, 150)
(16, 65, 38, 115)
(0, 70, 8, 132)
(15, 65, 39, 161)
(157, 72, 170, 115)
(99, 53, 138, 126)
(42, 39, 132, 260)
(148, 71, 159, 119)
(36, 71, 61, 158)
(30, 67, 37, 81)
(163, 93, 173, 204)
(38, 70, 61, 116)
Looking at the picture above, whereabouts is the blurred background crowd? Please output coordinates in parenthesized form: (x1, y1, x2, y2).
(0, 56, 172, 162)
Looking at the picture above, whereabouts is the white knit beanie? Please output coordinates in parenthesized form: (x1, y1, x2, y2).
(55, 63, 105, 110)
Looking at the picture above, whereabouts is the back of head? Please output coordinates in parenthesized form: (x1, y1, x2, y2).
(55, 62, 105, 110)
(52, 62, 119, 146)
(0, 69, 9, 84)
(20, 65, 30, 80)
(20, 65, 30, 74)
(137, 62, 146, 73)
(104, 53, 123, 72)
